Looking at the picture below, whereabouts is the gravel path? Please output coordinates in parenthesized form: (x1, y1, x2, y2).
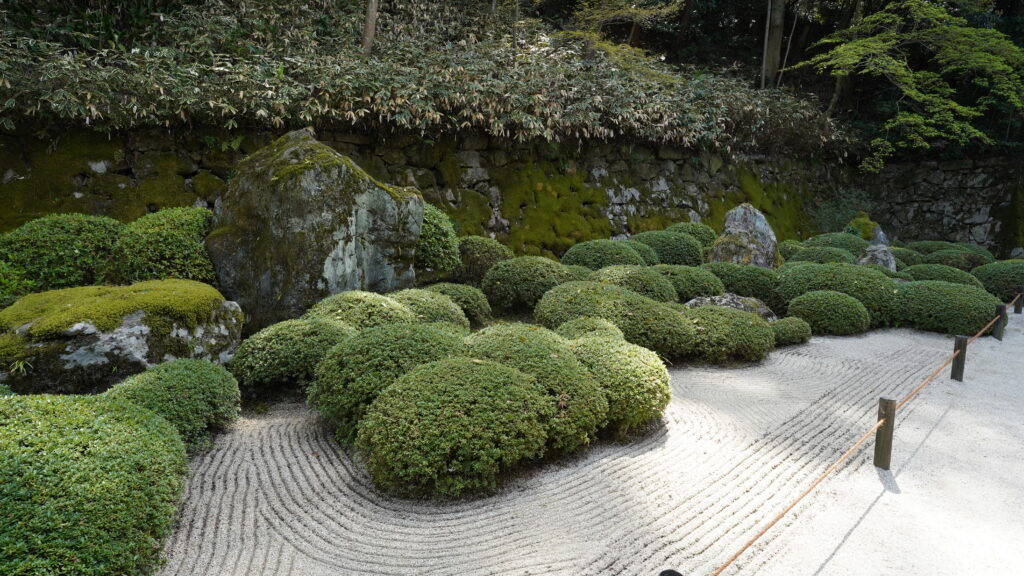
(159, 320, 1024, 575)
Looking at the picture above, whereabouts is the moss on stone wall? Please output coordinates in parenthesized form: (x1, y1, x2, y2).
(704, 166, 816, 241)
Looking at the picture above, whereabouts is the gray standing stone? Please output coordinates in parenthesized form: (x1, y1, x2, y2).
(708, 203, 778, 268)
(858, 245, 898, 272)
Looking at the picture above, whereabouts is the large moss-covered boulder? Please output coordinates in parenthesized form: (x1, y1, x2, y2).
(206, 129, 424, 332)
(0, 280, 243, 394)
(708, 203, 778, 268)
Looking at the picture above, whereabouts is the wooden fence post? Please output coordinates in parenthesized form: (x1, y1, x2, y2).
(873, 398, 896, 470)
(994, 305, 1007, 341)
(951, 335, 968, 382)
(1016, 285, 1023, 314)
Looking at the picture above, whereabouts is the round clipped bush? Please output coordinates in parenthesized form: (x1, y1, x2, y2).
(860, 263, 915, 281)
(465, 323, 607, 453)
(534, 281, 696, 359)
(424, 282, 492, 327)
(591, 265, 678, 302)
(564, 264, 595, 281)
(229, 318, 356, 398)
(701, 261, 780, 308)
(775, 263, 897, 326)
(666, 221, 717, 248)
(631, 230, 704, 266)
(788, 246, 856, 264)
(903, 264, 985, 288)
(778, 239, 805, 260)
(482, 256, 576, 310)
(802, 232, 869, 255)
(561, 239, 646, 270)
(303, 290, 418, 329)
(652, 265, 725, 302)
(788, 290, 870, 335)
(620, 239, 660, 265)
(0, 395, 187, 576)
(107, 359, 240, 452)
(389, 288, 470, 329)
(355, 358, 552, 497)
(771, 317, 812, 346)
(971, 261, 1024, 302)
(906, 240, 958, 254)
(103, 207, 216, 284)
(309, 323, 466, 444)
(0, 213, 123, 291)
(555, 317, 625, 340)
(415, 204, 460, 276)
(569, 336, 670, 435)
(683, 305, 775, 363)
(954, 243, 996, 260)
(455, 235, 513, 286)
(891, 247, 925, 266)
(893, 281, 1003, 335)
(923, 248, 994, 271)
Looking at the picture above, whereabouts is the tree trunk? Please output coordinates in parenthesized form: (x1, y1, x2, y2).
(762, 0, 786, 88)
(826, 0, 866, 118)
(361, 0, 380, 56)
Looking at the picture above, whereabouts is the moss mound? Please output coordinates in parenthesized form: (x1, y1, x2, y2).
(922, 248, 994, 271)
(701, 261, 780, 309)
(555, 317, 626, 340)
(0, 213, 123, 291)
(591, 265, 678, 302)
(772, 317, 812, 346)
(893, 281, 1003, 335)
(788, 290, 871, 335)
(0, 395, 187, 576)
(652, 265, 725, 302)
(775, 263, 897, 327)
(845, 212, 880, 240)
(561, 239, 647, 270)
(107, 359, 240, 453)
(684, 305, 775, 363)
(971, 261, 1024, 302)
(415, 204, 460, 276)
(788, 246, 856, 264)
(424, 282, 492, 327)
(666, 221, 717, 248)
(455, 236, 513, 286)
(619, 239, 661, 265)
(903, 264, 985, 288)
(631, 230, 704, 266)
(303, 290, 418, 329)
(778, 239, 805, 260)
(389, 288, 470, 329)
(229, 318, 356, 399)
(482, 256, 577, 311)
(802, 232, 870, 255)
(891, 247, 925, 266)
(309, 323, 466, 444)
(355, 358, 552, 498)
(103, 207, 216, 284)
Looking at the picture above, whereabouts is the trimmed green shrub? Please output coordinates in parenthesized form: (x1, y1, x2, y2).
(683, 306, 775, 363)
(971, 261, 1024, 302)
(591, 265, 678, 302)
(309, 323, 466, 444)
(903, 264, 985, 288)
(355, 358, 552, 497)
(569, 336, 670, 435)
(0, 395, 187, 576)
(788, 246, 856, 264)
(564, 264, 595, 281)
(631, 230, 704, 266)
(802, 232, 869, 255)
(845, 212, 880, 240)
(389, 288, 470, 329)
(775, 263, 897, 326)
(893, 281, 1003, 335)
(465, 323, 607, 453)
(455, 236, 513, 286)
(652, 265, 725, 302)
(772, 317, 812, 346)
(230, 318, 356, 398)
(701, 261, 780, 308)
(906, 240, 958, 254)
(424, 283, 492, 327)
(415, 204, 460, 275)
(778, 239, 805, 260)
(107, 359, 240, 452)
(482, 256, 577, 310)
(534, 281, 696, 359)
(620, 239, 661, 265)
(666, 221, 717, 248)
(923, 248, 994, 271)
(561, 239, 646, 269)
(856, 263, 911, 280)
(954, 243, 996, 260)
(0, 213, 123, 290)
(0, 261, 34, 309)
(891, 247, 925, 266)
(788, 290, 871, 335)
(103, 207, 215, 284)
(0, 384, 12, 396)
(303, 290, 418, 329)
(555, 317, 625, 340)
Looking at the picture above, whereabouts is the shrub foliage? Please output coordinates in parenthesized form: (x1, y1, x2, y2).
(103, 207, 216, 284)
(424, 282, 492, 327)
(455, 236, 513, 286)
(414, 204, 460, 276)
(0, 213, 123, 291)
(893, 281, 1003, 335)
(771, 317, 812, 346)
(561, 239, 647, 270)
(788, 290, 871, 335)
(592, 265, 678, 302)
(971, 261, 1024, 302)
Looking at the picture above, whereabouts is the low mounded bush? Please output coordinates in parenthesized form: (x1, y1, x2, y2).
(303, 290, 418, 329)
(771, 317, 812, 346)
(0, 261, 34, 309)
(424, 283, 492, 327)
(569, 336, 671, 436)
(107, 359, 241, 452)
(652, 265, 725, 302)
(555, 317, 625, 340)
(775, 263, 897, 327)
(561, 239, 646, 269)
(906, 240, 958, 254)
(860, 263, 914, 280)
(620, 239, 661, 265)
(893, 281, 1003, 335)
(309, 323, 466, 444)
(778, 239, 805, 260)
(455, 235, 513, 286)
(103, 207, 216, 284)
(701, 261, 780, 309)
(890, 246, 925, 266)
(787, 290, 871, 335)
(355, 358, 552, 498)
(788, 246, 856, 264)
(923, 248, 994, 271)
(802, 232, 869, 255)
(971, 261, 1024, 302)
(684, 305, 775, 363)
(0, 213, 123, 291)
(0, 395, 187, 576)
(631, 230, 704, 266)
(666, 221, 717, 248)
(415, 204, 460, 276)
(592, 265, 678, 302)
(482, 256, 577, 310)
(903, 264, 985, 288)
(229, 318, 356, 398)
(389, 289, 470, 329)
(465, 323, 608, 453)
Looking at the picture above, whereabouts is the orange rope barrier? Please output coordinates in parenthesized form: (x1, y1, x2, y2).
(896, 350, 959, 411)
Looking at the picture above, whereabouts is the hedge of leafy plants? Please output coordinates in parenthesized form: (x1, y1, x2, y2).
(684, 305, 775, 363)
(620, 239, 661, 265)
(787, 246, 856, 264)
(893, 281, 1003, 335)
(890, 246, 925, 266)
(482, 255, 579, 311)
(389, 288, 470, 329)
(414, 204, 460, 278)
(106, 359, 240, 453)
(787, 290, 871, 335)
(591, 265, 678, 302)
(771, 317, 812, 346)
(303, 290, 419, 329)
(0, 213, 123, 291)
(665, 221, 717, 248)
(0, 261, 34, 309)
(775, 263, 897, 326)
(561, 239, 646, 269)
(630, 231, 704, 266)
(922, 248, 994, 271)
(778, 239, 805, 260)
(0, 395, 187, 576)
(905, 240, 958, 254)
(424, 282, 492, 327)
(971, 261, 1024, 302)
(555, 316, 625, 340)
(455, 235, 513, 286)
(701, 261, 780, 308)
(802, 232, 869, 255)
(903, 264, 985, 288)
(102, 207, 216, 284)
(652, 265, 725, 302)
